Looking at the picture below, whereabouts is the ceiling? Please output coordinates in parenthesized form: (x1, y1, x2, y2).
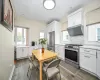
(13, 0, 95, 23)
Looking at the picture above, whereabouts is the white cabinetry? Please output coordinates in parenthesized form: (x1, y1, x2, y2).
(68, 8, 82, 27)
(45, 21, 61, 44)
(16, 47, 23, 59)
(55, 44, 65, 60)
(59, 45, 65, 60)
(97, 50, 100, 78)
(80, 48, 96, 74)
(16, 47, 29, 59)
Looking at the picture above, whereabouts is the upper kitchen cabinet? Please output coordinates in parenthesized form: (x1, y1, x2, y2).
(86, 7, 100, 25)
(68, 8, 83, 27)
(45, 21, 61, 44)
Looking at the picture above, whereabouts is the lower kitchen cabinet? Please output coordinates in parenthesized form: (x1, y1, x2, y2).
(80, 47, 100, 79)
(80, 53, 96, 74)
(55, 44, 65, 60)
(16, 47, 29, 59)
(16, 47, 23, 59)
(97, 50, 100, 78)
(80, 48, 96, 74)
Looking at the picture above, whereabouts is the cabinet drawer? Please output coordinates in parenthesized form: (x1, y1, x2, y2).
(80, 48, 96, 55)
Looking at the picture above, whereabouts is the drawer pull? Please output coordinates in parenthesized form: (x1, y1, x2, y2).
(84, 56, 90, 58)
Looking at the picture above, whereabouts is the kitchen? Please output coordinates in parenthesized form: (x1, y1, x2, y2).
(15, 4, 100, 80)
(43, 2, 100, 79)
(0, 0, 100, 80)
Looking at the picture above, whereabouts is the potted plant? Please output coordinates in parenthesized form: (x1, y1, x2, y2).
(39, 38, 47, 53)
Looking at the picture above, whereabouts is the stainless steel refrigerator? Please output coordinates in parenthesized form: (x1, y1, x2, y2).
(48, 31, 55, 51)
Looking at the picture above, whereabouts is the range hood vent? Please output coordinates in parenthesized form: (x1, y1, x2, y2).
(67, 25, 83, 36)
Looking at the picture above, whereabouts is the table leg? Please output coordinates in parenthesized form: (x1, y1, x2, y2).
(40, 61, 42, 80)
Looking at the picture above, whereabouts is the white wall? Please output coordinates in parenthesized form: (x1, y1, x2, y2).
(14, 16, 46, 45)
(0, 24, 14, 80)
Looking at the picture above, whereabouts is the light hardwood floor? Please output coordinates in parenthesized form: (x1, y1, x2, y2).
(12, 59, 98, 80)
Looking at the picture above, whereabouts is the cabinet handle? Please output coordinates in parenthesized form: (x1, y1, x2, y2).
(84, 56, 90, 58)
(96, 52, 98, 58)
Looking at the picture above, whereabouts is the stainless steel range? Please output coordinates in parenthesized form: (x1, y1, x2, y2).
(65, 44, 82, 68)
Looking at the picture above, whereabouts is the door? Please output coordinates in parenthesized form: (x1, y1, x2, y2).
(59, 45, 65, 60)
(97, 50, 100, 77)
(16, 47, 23, 59)
(80, 53, 96, 74)
(65, 48, 78, 62)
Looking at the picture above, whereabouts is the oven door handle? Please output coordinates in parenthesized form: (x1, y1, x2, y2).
(65, 48, 78, 52)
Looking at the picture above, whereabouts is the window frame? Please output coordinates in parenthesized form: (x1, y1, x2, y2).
(97, 28, 100, 41)
(40, 32, 44, 39)
(87, 23, 100, 42)
(62, 30, 69, 42)
(14, 26, 29, 46)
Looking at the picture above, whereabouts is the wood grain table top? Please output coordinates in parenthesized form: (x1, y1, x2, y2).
(32, 49, 57, 62)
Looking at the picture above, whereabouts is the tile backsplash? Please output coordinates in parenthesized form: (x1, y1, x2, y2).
(69, 36, 84, 44)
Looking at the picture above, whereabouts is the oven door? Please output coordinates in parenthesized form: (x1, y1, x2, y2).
(65, 48, 78, 63)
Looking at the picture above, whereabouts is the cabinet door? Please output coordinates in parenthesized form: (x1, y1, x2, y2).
(23, 47, 29, 58)
(80, 53, 96, 74)
(68, 16, 74, 27)
(97, 51, 100, 77)
(16, 47, 23, 59)
(55, 45, 59, 55)
(68, 9, 82, 27)
(29, 47, 33, 56)
(59, 45, 65, 60)
(74, 11, 82, 25)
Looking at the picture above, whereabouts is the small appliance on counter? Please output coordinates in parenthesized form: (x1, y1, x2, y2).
(31, 41, 36, 46)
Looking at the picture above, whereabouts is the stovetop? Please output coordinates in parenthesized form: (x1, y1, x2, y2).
(65, 44, 83, 46)
(65, 44, 83, 49)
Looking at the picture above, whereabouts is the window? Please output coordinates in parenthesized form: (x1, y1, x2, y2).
(97, 28, 100, 41)
(62, 30, 69, 42)
(40, 32, 44, 38)
(88, 23, 100, 41)
(14, 27, 29, 46)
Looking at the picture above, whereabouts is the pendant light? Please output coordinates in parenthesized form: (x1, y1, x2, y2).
(43, 0, 55, 10)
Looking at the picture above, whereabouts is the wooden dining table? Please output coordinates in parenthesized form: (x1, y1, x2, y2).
(32, 49, 57, 80)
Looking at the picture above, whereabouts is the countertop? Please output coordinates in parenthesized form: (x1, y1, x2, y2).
(16, 45, 40, 48)
(16, 46, 30, 48)
(80, 45, 100, 50)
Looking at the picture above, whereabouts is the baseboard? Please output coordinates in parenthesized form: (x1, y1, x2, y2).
(9, 65, 15, 80)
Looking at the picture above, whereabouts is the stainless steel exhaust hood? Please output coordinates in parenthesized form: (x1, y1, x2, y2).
(67, 25, 83, 36)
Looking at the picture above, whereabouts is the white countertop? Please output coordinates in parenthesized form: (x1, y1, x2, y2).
(16, 46, 30, 48)
(55, 44, 66, 46)
(80, 45, 100, 50)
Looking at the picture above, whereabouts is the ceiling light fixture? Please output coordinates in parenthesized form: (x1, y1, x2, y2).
(43, 0, 55, 10)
